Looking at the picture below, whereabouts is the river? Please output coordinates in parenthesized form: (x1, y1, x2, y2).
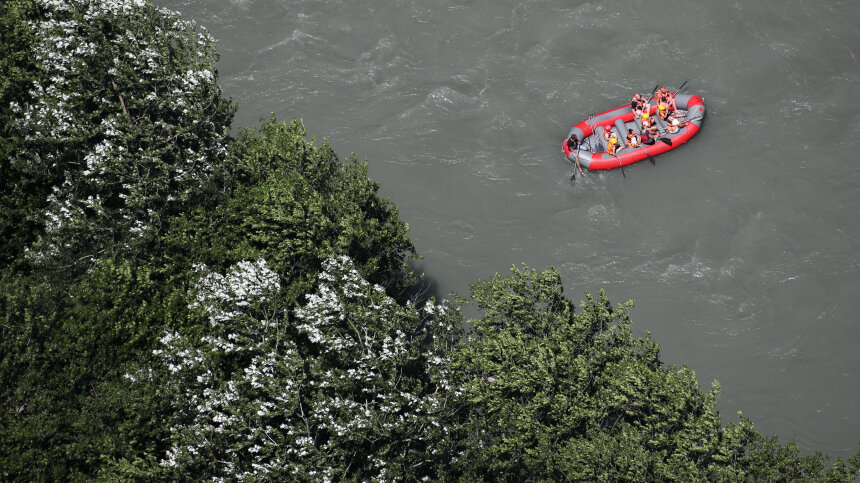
(155, 0, 860, 457)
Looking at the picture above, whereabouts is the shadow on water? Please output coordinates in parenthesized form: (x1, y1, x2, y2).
(404, 259, 448, 306)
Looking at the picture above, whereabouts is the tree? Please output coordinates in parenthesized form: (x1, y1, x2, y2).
(8, 0, 234, 271)
(160, 115, 418, 306)
(437, 265, 860, 481)
(150, 256, 459, 480)
(1, 4, 421, 477)
(0, 257, 183, 479)
(1, 0, 235, 478)
(222, 116, 417, 301)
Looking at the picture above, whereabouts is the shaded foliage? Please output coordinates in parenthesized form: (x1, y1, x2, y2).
(162, 116, 417, 307)
(0, 0, 41, 267)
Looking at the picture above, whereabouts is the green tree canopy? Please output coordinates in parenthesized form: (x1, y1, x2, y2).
(163, 116, 417, 306)
(438, 265, 860, 481)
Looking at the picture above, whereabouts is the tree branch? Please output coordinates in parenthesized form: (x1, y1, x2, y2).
(111, 80, 130, 118)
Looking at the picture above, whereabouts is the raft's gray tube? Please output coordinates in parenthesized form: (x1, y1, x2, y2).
(568, 126, 585, 145)
(614, 119, 628, 146)
(597, 125, 610, 152)
(632, 115, 643, 136)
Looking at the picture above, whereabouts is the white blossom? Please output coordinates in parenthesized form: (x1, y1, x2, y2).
(144, 256, 459, 479)
(20, 0, 231, 263)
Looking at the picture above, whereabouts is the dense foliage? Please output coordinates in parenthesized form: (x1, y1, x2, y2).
(0, 0, 40, 266)
(438, 267, 860, 481)
(1, 0, 858, 481)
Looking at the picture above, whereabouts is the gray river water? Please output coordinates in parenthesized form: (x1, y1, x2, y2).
(156, 0, 860, 457)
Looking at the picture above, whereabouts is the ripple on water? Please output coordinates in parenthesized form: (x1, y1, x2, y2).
(441, 219, 476, 242)
(255, 29, 320, 55)
(586, 204, 618, 227)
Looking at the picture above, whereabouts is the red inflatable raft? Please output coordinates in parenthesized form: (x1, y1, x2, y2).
(562, 93, 705, 170)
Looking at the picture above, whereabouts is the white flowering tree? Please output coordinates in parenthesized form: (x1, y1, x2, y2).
(155, 256, 461, 480)
(11, 0, 233, 266)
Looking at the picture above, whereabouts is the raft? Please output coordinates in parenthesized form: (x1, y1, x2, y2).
(562, 93, 705, 170)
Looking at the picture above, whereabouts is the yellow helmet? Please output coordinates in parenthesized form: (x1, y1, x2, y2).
(642, 112, 649, 119)
(659, 103, 667, 111)
(610, 137, 617, 144)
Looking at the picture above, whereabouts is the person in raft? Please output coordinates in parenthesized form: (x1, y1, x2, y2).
(626, 128, 639, 148)
(640, 112, 653, 131)
(602, 125, 615, 143)
(657, 103, 669, 121)
(567, 135, 585, 174)
(667, 113, 694, 134)
(606, 136, 619, 156)
(656, 86, 678, 112)
(640, 113, 659, 144)
(667, 113, 681, 134)
(631, 93, 649, 118)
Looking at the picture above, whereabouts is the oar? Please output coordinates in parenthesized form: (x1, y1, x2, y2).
(568, 137, 585, 182)
(608, 150, 625, 178)
(570, 145, 584, 182)
(673, 80, 688, 96)
(629, 139, 657, 165)
(644, 148, 656, 165)
(683, 115, 703, 125)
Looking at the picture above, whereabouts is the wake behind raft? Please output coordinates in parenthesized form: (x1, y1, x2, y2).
(562, 93, 706, 170)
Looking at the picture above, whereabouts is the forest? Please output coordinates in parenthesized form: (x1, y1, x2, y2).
(1, 0, 858, 480)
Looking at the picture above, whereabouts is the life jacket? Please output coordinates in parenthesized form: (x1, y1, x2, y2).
(626, 134, 637, 147)
(607, 142, 616, 155)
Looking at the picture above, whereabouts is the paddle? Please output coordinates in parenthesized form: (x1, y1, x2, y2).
(570, 145, 584, 182)
(644, 148, 656, 165)
(607, 150, 625, 178)
(627, 143, 656, 165)
(568, 137, 584, 182)
(683, 115, 703, 125)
